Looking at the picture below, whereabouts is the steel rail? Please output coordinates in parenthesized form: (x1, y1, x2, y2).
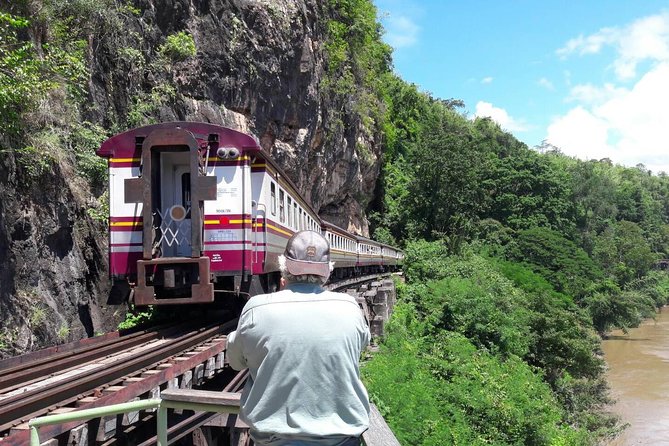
(0, 322, 176, 371)
(0, 322, 230, 432)
(0, 323, 191, 393)
(1, 319, 237, 446)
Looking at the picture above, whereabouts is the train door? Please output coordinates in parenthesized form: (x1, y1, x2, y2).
(250, 166, 268, 274)
(159, 152, 192, 258)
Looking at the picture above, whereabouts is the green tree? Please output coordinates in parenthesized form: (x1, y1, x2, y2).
(481, 142, 576, 235)
(593, 221, 657, 285)
(406, 104, 487, 246)
(506, 227, 603, 300)
(0, 12, 54, 134)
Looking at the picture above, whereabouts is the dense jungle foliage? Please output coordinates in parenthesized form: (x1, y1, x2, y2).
(5, 0, 669, 444)
(338, 2, 669, 446)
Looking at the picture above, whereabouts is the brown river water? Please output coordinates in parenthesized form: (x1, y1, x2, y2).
(602, 307, 669, 445)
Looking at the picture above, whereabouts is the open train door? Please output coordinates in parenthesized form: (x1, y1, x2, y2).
(250, 198, 266, 275)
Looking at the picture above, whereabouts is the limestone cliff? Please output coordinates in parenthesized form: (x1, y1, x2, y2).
(89, 0, 382, 233)
(0, 0, 385, 356)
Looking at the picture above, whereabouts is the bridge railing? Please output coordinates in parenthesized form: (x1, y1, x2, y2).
(28, 389, 399, 446)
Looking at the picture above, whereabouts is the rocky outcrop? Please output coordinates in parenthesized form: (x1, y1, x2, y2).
(88, 0, 381, 233)
(0, 149, 115, 357)
(0, 0, 383, 356)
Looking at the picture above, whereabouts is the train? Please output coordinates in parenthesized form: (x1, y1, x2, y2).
(96, 122, 402, 307)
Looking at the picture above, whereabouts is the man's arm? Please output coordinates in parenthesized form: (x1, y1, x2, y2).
(226, 328, 247, 371)
(360, 312, 371, 349)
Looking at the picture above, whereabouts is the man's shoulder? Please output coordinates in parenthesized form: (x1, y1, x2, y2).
(241, 289, 359, 314)
(319, 289, 359, 305)
(241, 292, 277, 313)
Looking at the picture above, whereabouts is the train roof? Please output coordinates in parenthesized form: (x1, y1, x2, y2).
(97, 122, 262, 158)
(355, 234, 381, 245)
(252, 150, 321, 221)
(321, 220, 358, 237)
(97, 121, 322, 222)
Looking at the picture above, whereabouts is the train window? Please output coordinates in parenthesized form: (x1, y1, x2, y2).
(279, 189, 285, 223)
(287, 197, 292, 227)
(181, 173, 191, 210)
(293, 202, 298, 228)
(271, 182, 276, 216)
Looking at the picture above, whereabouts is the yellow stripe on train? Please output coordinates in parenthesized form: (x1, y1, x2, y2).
(110, 158, 141, 163)
(206, 156, 250, 162)
(110, 221, 143, 227)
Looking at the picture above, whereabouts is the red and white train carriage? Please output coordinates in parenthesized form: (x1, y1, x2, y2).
(97, 122, 401, 306)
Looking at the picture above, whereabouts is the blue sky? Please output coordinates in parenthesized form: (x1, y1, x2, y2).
(374, 0, 669, 173)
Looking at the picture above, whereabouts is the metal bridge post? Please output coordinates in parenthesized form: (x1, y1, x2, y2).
(157, 405, 168, 446)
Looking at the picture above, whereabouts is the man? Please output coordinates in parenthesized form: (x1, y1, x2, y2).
(227, 230, 370, 446)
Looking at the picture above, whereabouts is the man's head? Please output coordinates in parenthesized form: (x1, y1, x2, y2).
(279, 230, 333, 285)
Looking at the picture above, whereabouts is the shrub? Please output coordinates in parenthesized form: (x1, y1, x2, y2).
(118, 307, 155, 330)
(159, 31, 196, 62)
(363, 304, 588, 445)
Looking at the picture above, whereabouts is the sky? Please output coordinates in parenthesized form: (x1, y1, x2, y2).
(373, 0, 669, 174)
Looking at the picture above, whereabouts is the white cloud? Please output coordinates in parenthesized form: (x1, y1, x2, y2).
(383, 15, 420, 49)
(538, 77, 554, 90)
(546, 107, 611, 160)
(557, 27, 617, 58)
(566, 83, 625, 104)
(475, 101, 528, 132)
(481, 76, 493, 84)
(546, 63, 669, 174)
(557, 12, 669, 80)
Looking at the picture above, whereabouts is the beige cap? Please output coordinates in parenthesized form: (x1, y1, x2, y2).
(284, 230, 331, 278)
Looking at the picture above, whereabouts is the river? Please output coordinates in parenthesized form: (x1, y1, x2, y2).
(602, 307, 669, 445)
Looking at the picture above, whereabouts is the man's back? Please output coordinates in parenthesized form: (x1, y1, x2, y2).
(227, 282, 370, 445)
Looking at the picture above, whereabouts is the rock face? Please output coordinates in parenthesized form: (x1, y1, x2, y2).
(0, 0, 383, 356)
(0, 151, 115, 357)
(89, 0, 381, 232)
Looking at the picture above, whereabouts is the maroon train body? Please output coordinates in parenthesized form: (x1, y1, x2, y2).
(97, 122, 402, 306)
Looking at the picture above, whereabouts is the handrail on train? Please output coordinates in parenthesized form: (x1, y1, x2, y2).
(28, 389, 400, 446)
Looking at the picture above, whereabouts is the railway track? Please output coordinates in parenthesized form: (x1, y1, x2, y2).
(0, 273, 398, 445)
(0, 319, 238, 445)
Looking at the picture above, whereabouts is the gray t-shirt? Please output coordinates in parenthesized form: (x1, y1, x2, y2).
(227, 283, 371, 446)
